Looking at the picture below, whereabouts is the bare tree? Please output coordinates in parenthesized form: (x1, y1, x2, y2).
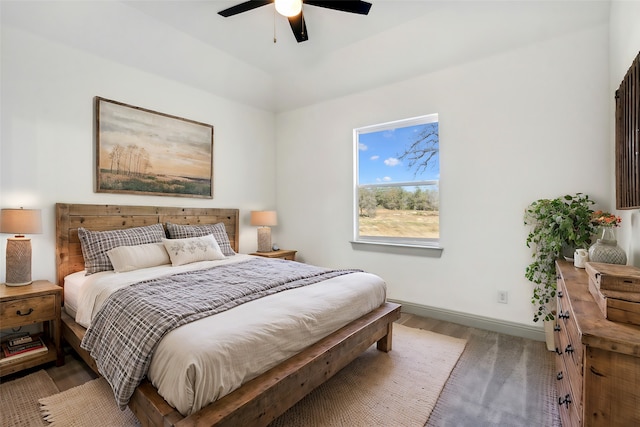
(108, 144, 124, 174)
(397, 123, 439, 177)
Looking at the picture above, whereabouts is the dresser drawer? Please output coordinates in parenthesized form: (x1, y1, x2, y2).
(557, 282, 584, 367)
(556, 313, 582, 374)
(556, 358, 581, 427)
(0, 295, 57, 328)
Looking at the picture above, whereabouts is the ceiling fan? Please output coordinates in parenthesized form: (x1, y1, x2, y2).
(218, 0, 373, 43)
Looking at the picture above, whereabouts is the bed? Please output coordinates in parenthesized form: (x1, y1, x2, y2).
(55, 203, 401, 427)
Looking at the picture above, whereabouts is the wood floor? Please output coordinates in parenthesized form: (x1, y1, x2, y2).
(8, 313, 561, 426)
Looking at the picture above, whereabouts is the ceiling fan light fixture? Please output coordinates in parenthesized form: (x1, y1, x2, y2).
(275, 0, 302, 17)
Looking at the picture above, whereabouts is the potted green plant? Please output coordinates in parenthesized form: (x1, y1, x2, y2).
(524, 193, 596, 324)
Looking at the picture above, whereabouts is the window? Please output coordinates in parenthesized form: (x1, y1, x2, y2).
(354, 114, 440, 248)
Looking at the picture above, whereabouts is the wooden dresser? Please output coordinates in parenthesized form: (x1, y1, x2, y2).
(555, 260, 640, 426)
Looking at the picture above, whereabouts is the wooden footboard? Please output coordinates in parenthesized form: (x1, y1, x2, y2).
(62, 302, 401, 427)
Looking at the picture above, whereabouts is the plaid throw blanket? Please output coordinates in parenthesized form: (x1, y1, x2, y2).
(80, 257, 359, 410)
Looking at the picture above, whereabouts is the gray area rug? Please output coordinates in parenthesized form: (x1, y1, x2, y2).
(426, 327, 561, 427)
(0, 370, 59, 426)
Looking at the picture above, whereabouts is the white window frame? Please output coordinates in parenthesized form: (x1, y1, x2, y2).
(352, 114, 441, 251)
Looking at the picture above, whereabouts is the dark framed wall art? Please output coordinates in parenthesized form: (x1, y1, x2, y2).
(95, 97, 214, 198)
(615, 51, 639, 209)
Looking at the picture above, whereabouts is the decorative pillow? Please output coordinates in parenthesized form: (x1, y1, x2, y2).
(106, 242, 171, 273)
(162, 235, 226, 266)
(165, 222, 235, 256)
(78, 223, 166, 274)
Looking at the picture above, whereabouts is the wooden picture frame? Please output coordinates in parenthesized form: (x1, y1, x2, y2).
(615, 52, 640, 210)
(95, 97, 214, 198)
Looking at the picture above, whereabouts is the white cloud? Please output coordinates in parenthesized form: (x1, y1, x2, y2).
(370, 155, 379, 160)
(359, 143, 368, 151)
(384, 157, 400, 166)
(383, 176, 392, 181)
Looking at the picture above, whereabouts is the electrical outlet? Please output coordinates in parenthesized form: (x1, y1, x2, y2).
(497, 290, 508, 304)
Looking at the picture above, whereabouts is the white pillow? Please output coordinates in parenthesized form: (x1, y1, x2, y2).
(106, 242, 171, 273)
(162, 234, 226, 266)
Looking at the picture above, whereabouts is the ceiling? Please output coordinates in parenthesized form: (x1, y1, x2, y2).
(2, 1, 610, 112)
(125, 1, 443, 75)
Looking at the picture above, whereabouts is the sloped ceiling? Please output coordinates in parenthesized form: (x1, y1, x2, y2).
(2, 1, 610, 112)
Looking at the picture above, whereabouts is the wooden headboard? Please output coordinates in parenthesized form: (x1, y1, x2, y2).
(55, 203, 240, 288)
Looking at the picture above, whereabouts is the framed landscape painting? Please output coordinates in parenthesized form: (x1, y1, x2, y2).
(95, 97, 214, 198)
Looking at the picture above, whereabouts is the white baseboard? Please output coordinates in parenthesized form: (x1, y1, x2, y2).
(389, 299, 546, 342)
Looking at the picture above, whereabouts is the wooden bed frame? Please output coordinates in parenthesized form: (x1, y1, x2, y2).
(55, 203, 401, 427)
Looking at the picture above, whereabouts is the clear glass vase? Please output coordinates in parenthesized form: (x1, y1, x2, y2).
(588, 227, 627, 265)
(598, 227, 616, 243)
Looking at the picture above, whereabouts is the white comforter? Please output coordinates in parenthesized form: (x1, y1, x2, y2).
(70, 255, 386, 415)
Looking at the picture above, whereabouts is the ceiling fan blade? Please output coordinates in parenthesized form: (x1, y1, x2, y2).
(305, 1, 372, 15)
(288, 12, 309, 43)
(218, 0, 273, 17)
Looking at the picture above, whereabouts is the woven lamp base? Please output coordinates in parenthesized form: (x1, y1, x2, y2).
(256, 227, 272, 253)
(5, 237, 33, 286)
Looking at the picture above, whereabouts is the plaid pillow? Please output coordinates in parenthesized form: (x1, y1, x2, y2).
(165, 222, 235, 256)
(78, 223, 166, 275)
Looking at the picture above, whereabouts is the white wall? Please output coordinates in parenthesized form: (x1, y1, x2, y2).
(276, 23, 611, 327)
(610, 1, 640, 266)
(0, 1, 627, 332)
(0, 26, 277, 284)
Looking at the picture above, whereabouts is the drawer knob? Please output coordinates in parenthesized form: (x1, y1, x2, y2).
(17, 308, 34, 316)
(554, 324, 561, 332)
(565, 344, 574, 354)
(558, 291, 564, 298)
(558, 394, 572, 409)
(555, 347, 563, 355)
(558, 311, 570, 320)
(557, 371, 564, 380)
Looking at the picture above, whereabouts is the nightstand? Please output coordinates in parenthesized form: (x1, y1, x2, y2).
(0, 280, 63, 376)
(250, 249, 297, 261)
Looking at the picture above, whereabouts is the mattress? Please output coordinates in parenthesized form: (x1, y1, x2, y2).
(69, 254, 386, 415)
(63, 270, 87, 319)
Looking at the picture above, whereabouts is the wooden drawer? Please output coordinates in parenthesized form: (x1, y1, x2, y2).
(557, 309, 583, 372)
(0, 294, 57, 328)
(556, 329, 583, 411)
(557, 281, 584, 367)
(556, 359, 581, 427)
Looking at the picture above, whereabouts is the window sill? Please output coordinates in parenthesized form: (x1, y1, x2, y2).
(350, 240, 444, 257)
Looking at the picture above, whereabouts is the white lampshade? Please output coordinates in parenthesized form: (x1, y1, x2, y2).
(1, 208, 42, 286)
(250, 211, 278, 227)
(275, 0, 302, 17)
(1, 208, 42, 236)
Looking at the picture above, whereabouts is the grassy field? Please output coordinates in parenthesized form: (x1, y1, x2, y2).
(98, 170, 211, 196)
(359, 208, 439, 238)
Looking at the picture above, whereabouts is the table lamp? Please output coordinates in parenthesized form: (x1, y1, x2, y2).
(250, 211, 277, 252)
(1, 208, 42, 286)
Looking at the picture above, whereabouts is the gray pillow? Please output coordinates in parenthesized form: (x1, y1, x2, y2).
(78, 223, 166, 274)
(165, 222, 235, 256)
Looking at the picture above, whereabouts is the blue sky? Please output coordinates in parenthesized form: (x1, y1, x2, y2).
(358, 123, 439, 185)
